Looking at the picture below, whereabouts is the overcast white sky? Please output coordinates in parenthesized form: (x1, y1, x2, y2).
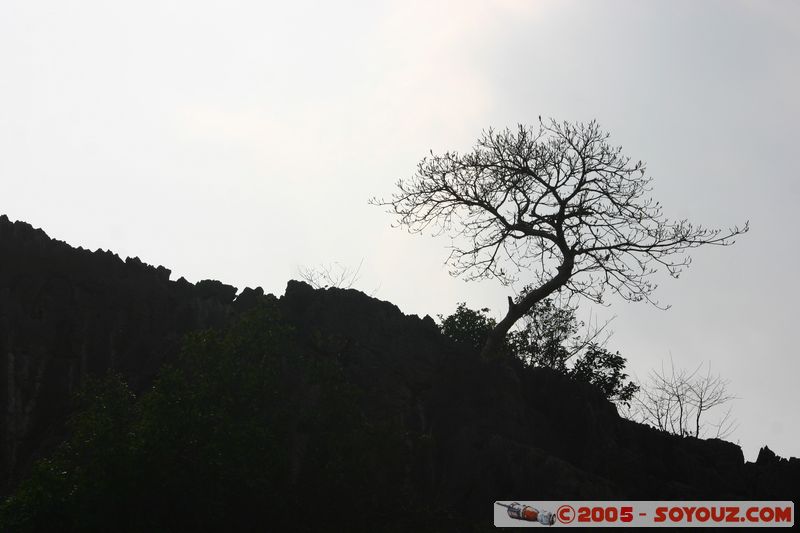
(2, 0, 798, 460)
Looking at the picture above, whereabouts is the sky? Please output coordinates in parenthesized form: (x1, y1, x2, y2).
(1, 0, 798, 460)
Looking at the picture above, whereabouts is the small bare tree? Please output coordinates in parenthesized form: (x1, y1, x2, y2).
(372, 119, 748, 358)
(624, 359, 737, 439)
(298, 259, 380, 295)
(299, 260, 363, 289)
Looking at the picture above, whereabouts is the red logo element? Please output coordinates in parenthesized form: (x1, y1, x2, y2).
(557, 505, 576, 524)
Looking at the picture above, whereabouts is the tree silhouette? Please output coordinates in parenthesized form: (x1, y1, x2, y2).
(374, 119, 748, 357)
(298, 260, 364, 289)
(439, 300, 638, 404)
(623, 359, 737, 439)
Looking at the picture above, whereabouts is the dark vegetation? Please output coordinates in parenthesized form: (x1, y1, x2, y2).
(0, 303, 430, 532)
(439, 300, 637, 404)
(0, 210, 794, 532)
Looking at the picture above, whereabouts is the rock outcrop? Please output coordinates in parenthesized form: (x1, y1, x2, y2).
(0, 215, 236, 488)
(277, 280, 798, 513)
(1, 214, 797, 516)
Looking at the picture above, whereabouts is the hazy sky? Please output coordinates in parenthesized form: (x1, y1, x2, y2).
(2, 0, 798, 460)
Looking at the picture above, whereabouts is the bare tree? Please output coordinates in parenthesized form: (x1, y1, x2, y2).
(372, 119, 748, 358)
(298, 259, 380, 296)
(298, 260, 364, 289)
(624, 359, 737, 439)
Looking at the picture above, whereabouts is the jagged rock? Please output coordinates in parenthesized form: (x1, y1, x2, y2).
(746, 445, 800, 499)
(232, 286, 266, 313)
(195, 279, 238, 304)
(0, 216, 236, 489)
(757, 445, 778, 465)
(1, 214, 798, 516)
(275, 282, 798, 511)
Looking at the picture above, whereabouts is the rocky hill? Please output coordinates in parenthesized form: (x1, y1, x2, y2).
(1, 214, 797, 523)
(0, 214, 239, 489)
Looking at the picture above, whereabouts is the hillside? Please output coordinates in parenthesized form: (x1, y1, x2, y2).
(0, 215, 797, 529)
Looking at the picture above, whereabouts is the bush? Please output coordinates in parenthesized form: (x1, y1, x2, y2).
(439, 300, 638, 404)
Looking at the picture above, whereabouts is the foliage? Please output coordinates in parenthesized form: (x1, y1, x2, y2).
(0, 303, 419, 532)
(570, 346, 639, 405)
(439, 303, 504, 355)
(439, 300, 638, 404)
(507, 297, 580, 371)
(0, 375, 138, 532)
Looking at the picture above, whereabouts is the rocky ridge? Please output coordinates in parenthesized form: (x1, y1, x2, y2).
(1, 214, 797, 514)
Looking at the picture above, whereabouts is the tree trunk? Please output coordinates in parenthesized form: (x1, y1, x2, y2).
(479, 254, 574, 359)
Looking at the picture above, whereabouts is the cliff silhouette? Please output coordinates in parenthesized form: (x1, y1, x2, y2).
(0, 214, 797, 527)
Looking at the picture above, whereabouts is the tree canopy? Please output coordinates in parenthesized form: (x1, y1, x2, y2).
(375, 119, 748, 357)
